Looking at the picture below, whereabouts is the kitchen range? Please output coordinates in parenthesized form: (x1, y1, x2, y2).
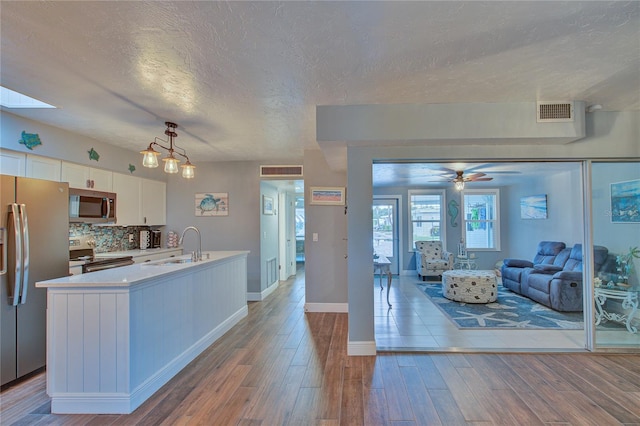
(69, 235, 134, 274)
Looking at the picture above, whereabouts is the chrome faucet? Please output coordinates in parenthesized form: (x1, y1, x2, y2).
(179, 226, 202, 261)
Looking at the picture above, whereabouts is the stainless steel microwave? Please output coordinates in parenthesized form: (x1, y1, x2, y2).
(69, 188, 117, 223)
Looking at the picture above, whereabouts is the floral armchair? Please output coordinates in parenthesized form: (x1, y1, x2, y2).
(415, 241, 454, 281)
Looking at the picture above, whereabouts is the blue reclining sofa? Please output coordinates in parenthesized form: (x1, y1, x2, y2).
(502, 241, 610, 312)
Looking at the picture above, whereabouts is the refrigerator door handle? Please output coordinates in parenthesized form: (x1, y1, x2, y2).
(9, 203, 22, 306)
(19, 204, 29, 304)
(0, 226, 6, 275)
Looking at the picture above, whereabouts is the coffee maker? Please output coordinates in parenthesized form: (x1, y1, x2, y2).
(151, 230, 162, 248)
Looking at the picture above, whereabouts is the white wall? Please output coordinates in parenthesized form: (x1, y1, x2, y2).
(166, 161, 263, 293)
(501, 165, 583, 260)
(303, 149, 348, 310)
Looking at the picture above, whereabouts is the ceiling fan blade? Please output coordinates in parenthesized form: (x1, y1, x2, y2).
(469, 177, 493, 181)
(465, 172, 487, 180)
(429, 165, 458, 174)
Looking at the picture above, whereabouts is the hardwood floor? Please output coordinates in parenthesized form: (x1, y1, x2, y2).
(2, 267, 640, 425)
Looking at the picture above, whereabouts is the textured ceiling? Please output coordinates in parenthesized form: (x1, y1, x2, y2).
(1, 1, 639, 165)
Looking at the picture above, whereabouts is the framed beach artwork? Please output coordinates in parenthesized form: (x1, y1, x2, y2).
(520, 194, 547, 219)
(309, 187, 346, 205)
(195, 192, 228, 216)
(263, 195, 274, 215)
(611, 179, 640, 223)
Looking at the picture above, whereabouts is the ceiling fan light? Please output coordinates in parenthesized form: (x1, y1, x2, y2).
(141, 146, 160, 168)
(163, 155, 180, 174)
(454, 180, 465, 191)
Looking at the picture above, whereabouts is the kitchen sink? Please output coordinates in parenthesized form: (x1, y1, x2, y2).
(145, 258, 193, 266)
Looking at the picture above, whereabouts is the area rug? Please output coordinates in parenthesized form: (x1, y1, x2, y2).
(417, 282, 585, 329)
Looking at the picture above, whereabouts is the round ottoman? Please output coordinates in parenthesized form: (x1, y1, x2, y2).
(442, 270, 497, 303)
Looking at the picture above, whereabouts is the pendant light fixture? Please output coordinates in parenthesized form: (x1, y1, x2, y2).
(140, 121, 196, 179)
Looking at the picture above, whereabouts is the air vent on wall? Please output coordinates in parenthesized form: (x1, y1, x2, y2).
(537, 101, 574, 122)
(260, 165, 303, 178)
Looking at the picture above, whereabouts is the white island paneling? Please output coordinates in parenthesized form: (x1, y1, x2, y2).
(37, 251, 249, 414)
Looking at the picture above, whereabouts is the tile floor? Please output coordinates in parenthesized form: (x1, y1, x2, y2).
(374, 273, 639, 352)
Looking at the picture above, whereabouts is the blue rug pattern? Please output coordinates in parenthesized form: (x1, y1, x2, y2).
(417, 282, 584, 329)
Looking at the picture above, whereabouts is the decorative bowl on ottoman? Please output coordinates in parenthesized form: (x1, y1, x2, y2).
(442, 270, 498, 303)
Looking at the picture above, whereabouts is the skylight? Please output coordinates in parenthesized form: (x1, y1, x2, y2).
(0, 86, 56, 109)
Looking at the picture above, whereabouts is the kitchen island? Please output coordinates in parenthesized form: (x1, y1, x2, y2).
(36, 251, 249, 414)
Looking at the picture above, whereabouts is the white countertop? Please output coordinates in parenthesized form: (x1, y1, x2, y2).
(38, 251, 249, 288)
(94, 247, 183, 259)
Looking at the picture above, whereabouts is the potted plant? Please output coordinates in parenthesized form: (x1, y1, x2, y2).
(615, 246, 640, 286)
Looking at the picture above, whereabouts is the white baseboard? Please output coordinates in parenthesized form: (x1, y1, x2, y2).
(304, 302, 348, 313)
(347, 338, 377, 356)
(247, 281, 279, 301)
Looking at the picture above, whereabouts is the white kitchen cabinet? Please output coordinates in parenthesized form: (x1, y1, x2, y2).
(0, 149, 26, 177)
(112, 173, 166, 226)
(61, 162, 113, 191)
(141, 178, 166, 225)
(112, 172, 142, 225)
(26, 155, 61, 181)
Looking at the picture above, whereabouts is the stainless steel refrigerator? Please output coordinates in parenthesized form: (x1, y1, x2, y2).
(1, 175, 69, 387)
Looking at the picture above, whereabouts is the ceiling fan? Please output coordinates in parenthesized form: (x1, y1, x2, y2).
(431, 169, 493, 190)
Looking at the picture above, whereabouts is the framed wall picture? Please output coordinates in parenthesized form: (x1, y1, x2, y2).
(195, 192, 228, 216)
(263, 195, 274, 215)
(611, 179, 640, 223)
(309, 187, 346, 205)
(520, 194, 547, 219)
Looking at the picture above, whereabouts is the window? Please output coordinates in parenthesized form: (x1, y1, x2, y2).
(409, 190, 445, 250)
(462, 189, 500, 251)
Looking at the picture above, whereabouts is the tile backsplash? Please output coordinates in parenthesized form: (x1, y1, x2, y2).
(69, 224, 157, 253)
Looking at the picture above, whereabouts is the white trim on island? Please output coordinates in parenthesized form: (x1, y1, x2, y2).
(37, 251, 249, 414)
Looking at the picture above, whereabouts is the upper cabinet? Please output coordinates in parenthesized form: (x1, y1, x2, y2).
(1, 149, 26, 177)
(26, 155, 61, 181)
(141, 178, 166, 225)
(112, 173, 166, 226)
(1, 150, 61, 181)
(61, 161, 113, 191)
(112, 172, 141, 226)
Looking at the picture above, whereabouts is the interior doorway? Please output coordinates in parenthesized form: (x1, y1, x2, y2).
(261, 179, 303, 285)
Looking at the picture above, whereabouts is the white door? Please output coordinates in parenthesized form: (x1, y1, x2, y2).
(372, 198, 400, 275)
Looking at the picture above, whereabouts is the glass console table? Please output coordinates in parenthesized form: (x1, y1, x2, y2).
(594, 285, 638, 334)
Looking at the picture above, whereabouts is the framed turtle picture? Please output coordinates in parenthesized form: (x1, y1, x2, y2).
(195, 192, 228, 216)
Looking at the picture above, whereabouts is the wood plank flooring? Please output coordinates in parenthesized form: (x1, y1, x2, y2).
(2, 267, 640, 425)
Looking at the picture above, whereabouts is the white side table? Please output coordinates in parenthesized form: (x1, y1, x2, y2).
(595, 286, 638, 333)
